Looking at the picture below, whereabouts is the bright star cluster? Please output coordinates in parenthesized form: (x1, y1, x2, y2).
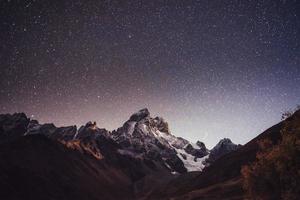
(0, 0, 299, 148)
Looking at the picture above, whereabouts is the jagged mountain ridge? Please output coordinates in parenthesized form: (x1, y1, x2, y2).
(0, 109, 240, 174)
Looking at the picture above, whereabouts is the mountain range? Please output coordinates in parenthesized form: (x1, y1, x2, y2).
(0, 108, 296, 200)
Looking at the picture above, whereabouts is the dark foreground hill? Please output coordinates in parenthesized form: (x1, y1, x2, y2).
(0, 134, 134, 200)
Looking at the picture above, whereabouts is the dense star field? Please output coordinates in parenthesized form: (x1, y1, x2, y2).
(0, 0, 299, 148)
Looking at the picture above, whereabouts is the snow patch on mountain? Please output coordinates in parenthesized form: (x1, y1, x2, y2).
(176, 148, 209, 171)
(153, 130, 209, 171)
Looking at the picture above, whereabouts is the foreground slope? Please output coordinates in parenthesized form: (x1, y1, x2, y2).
(145, 111, 298, 200)
(0, 135, 133, 200)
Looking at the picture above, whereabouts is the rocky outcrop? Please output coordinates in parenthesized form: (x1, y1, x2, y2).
(184, 143, 208, 158)
(206, 138, 241, 163)
(0, 113, 30, 139)
(129, 108, 150, 122)
(25, 120, 77, 141)
(75, 121, 109, 140)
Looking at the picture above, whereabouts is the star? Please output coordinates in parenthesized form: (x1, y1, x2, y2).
(0, 0, 299, 148)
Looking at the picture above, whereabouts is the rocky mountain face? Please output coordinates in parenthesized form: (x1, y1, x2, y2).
(205, 138, 241, 164)
(111, 108, 212, 173)
(0, 109, 240, 174)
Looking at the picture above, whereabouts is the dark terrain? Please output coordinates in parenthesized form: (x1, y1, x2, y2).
(0, 109, 297, 200)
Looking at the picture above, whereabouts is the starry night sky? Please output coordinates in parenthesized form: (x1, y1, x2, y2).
(1, 0, 299, 148)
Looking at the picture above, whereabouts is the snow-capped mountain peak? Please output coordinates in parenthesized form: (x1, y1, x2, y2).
(111, 108, 210, 172)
